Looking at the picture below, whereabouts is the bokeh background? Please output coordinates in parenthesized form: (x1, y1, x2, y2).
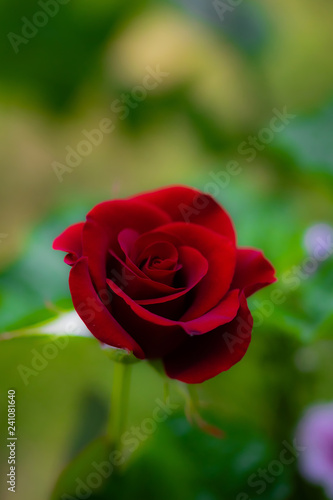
(0, 0, 333, 499)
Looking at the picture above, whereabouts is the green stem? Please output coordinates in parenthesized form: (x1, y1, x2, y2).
(107, 362, 132, 450)
(178, 382, 199, 415)
(186, 384, 199, 410)
(163, 380, 170, 404)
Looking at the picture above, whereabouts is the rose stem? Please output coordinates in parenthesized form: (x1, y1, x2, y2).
(107, 361, 132, 451)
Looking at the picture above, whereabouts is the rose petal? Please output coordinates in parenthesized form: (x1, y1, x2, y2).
(106, 279, 239, 336)
(136, 241, 178, 266)
(108, 249, 184, 300)
(151, 223, 237, 320)
(69, 257, 144, 358)
(82, 199, 172, 290)
(131, 185, 236, 243)
(107, 279, 187, 357)
(231, 248, 277, 297)
(53, 222, 84, 265)
(140, 264, 181, 287)
(117, 229, 149, 279)
(136, 246, 208, 319)
(137, 246, 208, 305)
(118, 230, 184, 287)
(181, 289, 240, 334)
(139, 241, 179, 286)
(163, 294, 253, 383)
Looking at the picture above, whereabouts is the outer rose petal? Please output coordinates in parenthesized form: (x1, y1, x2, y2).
(107, 279, 187, 357)
(82, 199, 172, 290)
(131, 185, 236, 243)
(53, 222, 84, 265)
(163, 294, 253, 383)
(106, 278, 239, 358)
(69, 257, 144, 358)
(107, 279, 240, 336)
(231, 248, 277, 297)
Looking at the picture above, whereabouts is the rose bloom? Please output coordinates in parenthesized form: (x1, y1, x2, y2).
(53, 186, 276, 383)
(296, 403, 333, 498)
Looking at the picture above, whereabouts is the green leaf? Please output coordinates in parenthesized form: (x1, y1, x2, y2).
(275, 104, 333, 181)
(51, 438, 111, 500)
(168, 0, 270, 58)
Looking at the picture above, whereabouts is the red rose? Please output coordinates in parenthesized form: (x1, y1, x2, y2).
(53, 186, 276, 383)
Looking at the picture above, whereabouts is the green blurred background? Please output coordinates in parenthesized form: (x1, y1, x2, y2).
(0, 0, 333, 499)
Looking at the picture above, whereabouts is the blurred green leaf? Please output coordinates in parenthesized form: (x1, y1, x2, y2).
(274, 104, 333, 182)
(169, 0, 270, 58)
(51, 438, 111, 500)
(0, 0, 151, 111)
(0, 209, 84, 331)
